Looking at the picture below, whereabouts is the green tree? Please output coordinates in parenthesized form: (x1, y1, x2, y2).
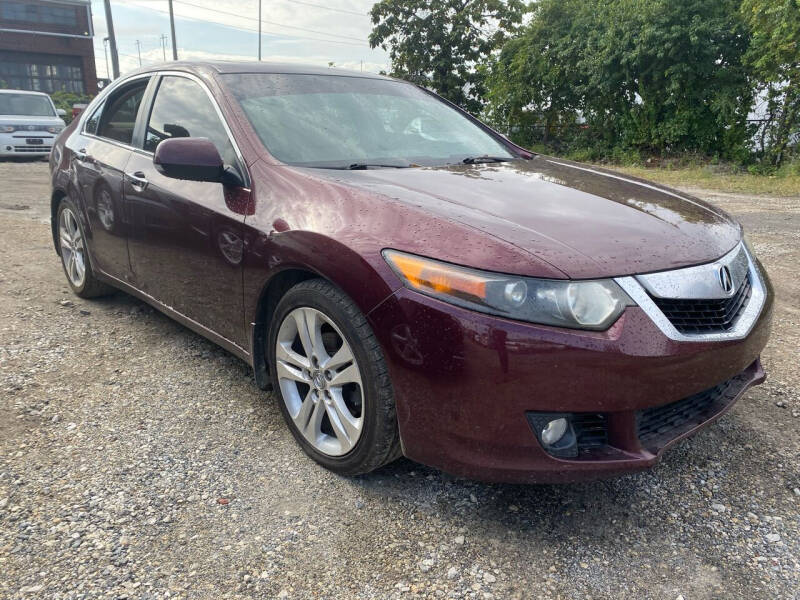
(486, 0, 752, 159)
(483, 0, 591, 145)
(369, 0, 528, 113)
(742, 0, 800, 167)
(592, 0, 751, 157)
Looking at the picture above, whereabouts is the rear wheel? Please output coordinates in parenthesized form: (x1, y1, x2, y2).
(268, 279, 401, 475)
(57, 197, 114, 298)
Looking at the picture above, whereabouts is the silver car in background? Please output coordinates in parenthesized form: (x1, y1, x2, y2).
(0, 90, 66, 158)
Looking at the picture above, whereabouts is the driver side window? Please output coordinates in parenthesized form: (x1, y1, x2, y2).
(144, 75, 239, 171)
(95, 80, 148, 145)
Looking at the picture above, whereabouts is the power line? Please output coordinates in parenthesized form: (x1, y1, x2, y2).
(284, 0, 370, 17)
(132, 1, 371, 47)
(128, 0, 371, 18)
(94, 44, 158, 64)
(174, 0, 366, 42)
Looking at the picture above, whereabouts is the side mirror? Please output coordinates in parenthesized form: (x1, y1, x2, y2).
(56, 108, 67, 117)
(153, 137, 224, 183)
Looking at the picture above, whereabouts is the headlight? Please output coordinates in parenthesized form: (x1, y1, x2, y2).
(47, 126, 63, 134)
(1, 125, 14, 133)
(382, 250, 634, 330)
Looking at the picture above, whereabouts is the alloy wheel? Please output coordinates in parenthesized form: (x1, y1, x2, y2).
(59, 207, 86, 288)
(275, 307, 364, 456)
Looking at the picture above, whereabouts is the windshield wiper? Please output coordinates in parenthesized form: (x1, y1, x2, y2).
(462, 155, 512, 164)
(347, 162, 411, 170)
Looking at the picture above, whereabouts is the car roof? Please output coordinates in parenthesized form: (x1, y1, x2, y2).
(0, 89, 51, 96)
(135, 60, 392, 80)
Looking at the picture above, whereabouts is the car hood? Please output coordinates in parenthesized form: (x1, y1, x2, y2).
(308, 156, 741, 278)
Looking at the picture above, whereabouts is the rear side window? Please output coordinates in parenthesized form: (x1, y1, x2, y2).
(96, 80, 148, 145)
(143, 75, 238, 168)
(83, 100, 105, 135)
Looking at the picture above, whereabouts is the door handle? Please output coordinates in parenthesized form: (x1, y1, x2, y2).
(75, 148, 93, 163)
(127, 171, 149, 191)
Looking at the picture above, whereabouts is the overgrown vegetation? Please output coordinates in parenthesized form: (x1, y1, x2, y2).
(742, 0, 800, 169)
(369, 0, 528, 114)
(370, 0, 800, 171)
(611, 161, 800, 196)
(49, 91, 92, 124)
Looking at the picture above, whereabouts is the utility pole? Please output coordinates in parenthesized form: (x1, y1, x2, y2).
(103, 0, 120, 79)
(135, 40, 142, 67)
(257, 0, 261, 61)
(103, 37, 110, 79)
(160, 34, 168, 61)
(168, 0, 178, 60)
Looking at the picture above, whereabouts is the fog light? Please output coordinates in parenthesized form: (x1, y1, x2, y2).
(526, 412, 579, 458)
(541, 418, 568, 446)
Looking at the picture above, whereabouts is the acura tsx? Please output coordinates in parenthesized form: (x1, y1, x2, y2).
(48, 62, 772, 483)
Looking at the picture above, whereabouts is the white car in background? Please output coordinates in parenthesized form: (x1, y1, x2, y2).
(0, 90, 67, 158)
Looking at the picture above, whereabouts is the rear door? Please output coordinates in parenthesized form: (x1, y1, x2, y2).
(71, 76, 151, 282)
(124, 73, 250, 350)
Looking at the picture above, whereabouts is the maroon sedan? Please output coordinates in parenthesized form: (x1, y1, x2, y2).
(48, 62, 772, 483)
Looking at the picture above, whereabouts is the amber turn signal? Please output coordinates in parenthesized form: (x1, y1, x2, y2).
(383, 250, 489, 303)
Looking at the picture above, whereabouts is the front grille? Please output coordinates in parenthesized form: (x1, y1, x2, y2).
(651, 273, 752, 334)
(11, 125, 53, 132)
(8, 124, 51, 131)
(13, 145, 51, 153)
(636, 379, 736, 447)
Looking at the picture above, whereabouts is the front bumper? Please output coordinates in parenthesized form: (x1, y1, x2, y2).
(367, 271, 773, 483)
(0, 132, 55, 156)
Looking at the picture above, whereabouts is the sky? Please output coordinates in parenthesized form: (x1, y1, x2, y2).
(89, 0, 390, 79)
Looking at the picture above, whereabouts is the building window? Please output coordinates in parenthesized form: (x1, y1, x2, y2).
(0, 1, 78, 27)
(0, 51, 84, 93)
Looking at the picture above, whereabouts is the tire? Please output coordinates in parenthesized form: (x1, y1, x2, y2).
(56, 197, 114, 299)
(267, 279, 401, 476)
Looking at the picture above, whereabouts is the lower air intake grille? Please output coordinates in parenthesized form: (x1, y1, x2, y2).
(13, 145, 52, 153)
(636, 379, 735, 446)
(573, 413, 608, 454)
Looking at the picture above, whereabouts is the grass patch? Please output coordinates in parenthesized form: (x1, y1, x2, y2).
(603, 165, 800, 197)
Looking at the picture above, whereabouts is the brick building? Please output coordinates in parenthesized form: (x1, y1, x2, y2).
(0, 0, 97, 96)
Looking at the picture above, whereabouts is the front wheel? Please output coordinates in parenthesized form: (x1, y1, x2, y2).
(267, 279, 401, 476)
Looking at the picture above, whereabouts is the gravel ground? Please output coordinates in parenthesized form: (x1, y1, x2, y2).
(1, 159, 798, 599)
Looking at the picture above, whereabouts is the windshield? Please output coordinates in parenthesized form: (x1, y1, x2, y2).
(0, 93, 55, 117)
(223, 73, 514, 168)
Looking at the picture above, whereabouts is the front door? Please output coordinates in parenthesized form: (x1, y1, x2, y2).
(125, 74, 250, 349)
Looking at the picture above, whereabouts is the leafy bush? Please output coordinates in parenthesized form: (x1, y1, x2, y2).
(482, 0, 798, 170)
(49, 91, 92, 123)
(748, 163, 778, 176)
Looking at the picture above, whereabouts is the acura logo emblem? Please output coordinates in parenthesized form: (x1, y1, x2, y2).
(718, 265, 733, 293)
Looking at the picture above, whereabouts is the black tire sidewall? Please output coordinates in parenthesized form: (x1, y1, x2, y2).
(267, 280, 391, 474)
